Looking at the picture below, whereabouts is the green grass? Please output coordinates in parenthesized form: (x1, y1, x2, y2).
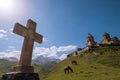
(42, 46, 120, 80)
(0, 59, 16, 79)
(33, 64, 48, 78)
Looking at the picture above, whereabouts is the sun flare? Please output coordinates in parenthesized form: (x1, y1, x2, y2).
(0, 0, 27, 19)
(0, 0, 14, 12)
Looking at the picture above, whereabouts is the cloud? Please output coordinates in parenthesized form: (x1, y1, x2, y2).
(58, 45, 77, 52)
(0, 34, 7, 38)
(10, 28, 14, 34)
(0, 45, 77, 60)
(0, 29, 7, 39)
(33, 46, 58, 58)
(59, 54, 68, 60)
(0, 29, 7, 33)
(43, 37, 48, 42)
(6, 46, 16, 51)
(0, 51, 21, 59)
(33, 45, 77, 60)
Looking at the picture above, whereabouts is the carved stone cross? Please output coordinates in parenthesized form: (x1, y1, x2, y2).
(13, 19, 43, 72)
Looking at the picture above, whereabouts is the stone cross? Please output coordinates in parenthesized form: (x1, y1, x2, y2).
(13, 19, 43, 68)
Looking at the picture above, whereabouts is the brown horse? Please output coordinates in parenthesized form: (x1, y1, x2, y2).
(71, 60, 78, 65)
(64, 66, 73, 74)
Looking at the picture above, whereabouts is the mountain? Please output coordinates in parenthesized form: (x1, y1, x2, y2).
(2, 57, 18, 62)
(1, 55, 60, 71)
(42, 46, 120, 80)
(33, 56, 60, 70)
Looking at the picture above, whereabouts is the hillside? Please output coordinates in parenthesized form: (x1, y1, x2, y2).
(42, 46, 120, 80)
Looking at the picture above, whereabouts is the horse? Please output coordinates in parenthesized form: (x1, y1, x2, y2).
(71, 60, 78, 65)
(64, 66, 73, 74)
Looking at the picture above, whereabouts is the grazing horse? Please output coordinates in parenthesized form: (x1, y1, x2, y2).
(64, 66, 73, 74)
(71, 60, 78, 65)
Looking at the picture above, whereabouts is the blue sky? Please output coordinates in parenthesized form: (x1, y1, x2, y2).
(0, 0, 120, 60)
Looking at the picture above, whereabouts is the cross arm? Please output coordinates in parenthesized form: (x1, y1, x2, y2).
(13, 22, 43, 43)
(13, 23, 28, 37)
(34, 32, 43, 43)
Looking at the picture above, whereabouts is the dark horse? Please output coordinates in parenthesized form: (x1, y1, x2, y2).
(71, 60, 78, 65)
(64, 66, 73, 74)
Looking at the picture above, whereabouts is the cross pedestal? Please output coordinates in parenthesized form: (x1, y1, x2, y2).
(2, 73, 40, 80)
(2, 19, 43, 80)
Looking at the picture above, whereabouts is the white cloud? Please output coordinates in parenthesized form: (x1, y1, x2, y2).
(0, 29, 7, 33)
(33, 46, 58, 58)
(0, 45, 77, 60)
(0, 29, 7, 39)
(0, 33, 7, 38)
(58, 45, 77, 52)
(8, 46, 15, 49)
(43, 37, 48, 42)
(10, 28, 13, 31)
(6, 46, 16, 51)
(59, 54, 67, 60)
(10, 28, 14, 34)
(33, 45, 77, 60)
(0, 51, 20, 59)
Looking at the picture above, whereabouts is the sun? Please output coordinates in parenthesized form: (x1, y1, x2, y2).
(0, 0, 14, 13)
(0, 0, 28, 20)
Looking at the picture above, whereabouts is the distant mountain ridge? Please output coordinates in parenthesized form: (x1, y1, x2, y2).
(33, 56, 60, 70)
(0, 55, 60, 71)
(1, 57, 18, 62)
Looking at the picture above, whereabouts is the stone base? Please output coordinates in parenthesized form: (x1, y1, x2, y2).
(1, 72, 40, 80)
(13, 65, 34, 73)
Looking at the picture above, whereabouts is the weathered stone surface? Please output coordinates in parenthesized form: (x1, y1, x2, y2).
(13, 66, 34, 73)
(2, 73, 40, 80)
(110, 37, 119, 44)
(86, 33, 97, 47)
(101, 33, 111, 44)
(13, 19, 43, 72)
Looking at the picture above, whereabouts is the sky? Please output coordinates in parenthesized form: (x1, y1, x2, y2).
(0, 0, 120, 60)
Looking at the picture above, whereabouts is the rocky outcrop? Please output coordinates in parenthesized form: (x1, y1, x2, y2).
(110, 37, 119, 44)
(101, 33, 111, 44)
(86, 33, 97, 47)
(100, 33, 120, 45)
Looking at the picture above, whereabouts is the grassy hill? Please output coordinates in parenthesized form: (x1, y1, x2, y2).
(0, 59, 17, 78)
(0, 60, 47, 79)
(42, 46, 120, 80)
